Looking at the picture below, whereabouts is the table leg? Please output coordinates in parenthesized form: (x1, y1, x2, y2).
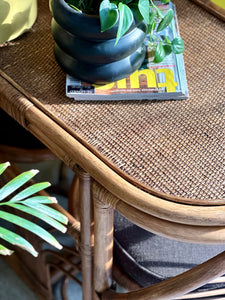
(93, 181, 114, 294)
(77, 167, 94, 300)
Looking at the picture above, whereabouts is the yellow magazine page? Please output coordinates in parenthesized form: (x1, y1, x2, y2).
(211, 0, 225, 10)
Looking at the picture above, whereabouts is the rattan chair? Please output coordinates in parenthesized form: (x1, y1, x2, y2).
(91, 181, 225, 300)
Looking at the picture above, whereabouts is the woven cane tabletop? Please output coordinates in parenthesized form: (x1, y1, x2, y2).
(0, 0, 224, 204)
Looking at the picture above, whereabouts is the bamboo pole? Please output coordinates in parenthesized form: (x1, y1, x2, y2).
(93, 182, 114, 293)
(77, 167, 93, 300)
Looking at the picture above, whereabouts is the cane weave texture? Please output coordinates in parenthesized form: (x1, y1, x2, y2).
(0, 0, 224, 204)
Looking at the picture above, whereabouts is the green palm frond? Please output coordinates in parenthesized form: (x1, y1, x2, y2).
(0, 244, 14, 256)
(0, 226, 38, 257)
(0, 169, 39, 201)
(9, 183, 51, 202)
(0, 162, 68, 257)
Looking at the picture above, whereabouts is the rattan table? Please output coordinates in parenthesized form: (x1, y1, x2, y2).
(0, 0, 225, 299)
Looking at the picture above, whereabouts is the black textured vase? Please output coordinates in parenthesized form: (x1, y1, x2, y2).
(49, 0, 147, 84)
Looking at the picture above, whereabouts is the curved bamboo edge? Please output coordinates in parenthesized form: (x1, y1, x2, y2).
(20, 108, 225, 227)
(26, 108, 225, 227)
(1, 75, 225, 227)
(93, 181, 225, 244)
(102, 250, 225, 300)
(112, 264, 141, 292)
(0, 70, 224, 207)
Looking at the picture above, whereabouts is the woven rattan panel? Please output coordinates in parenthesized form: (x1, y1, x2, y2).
(0, 0, 224, 203)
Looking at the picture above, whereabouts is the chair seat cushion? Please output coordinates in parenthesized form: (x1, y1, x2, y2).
(114, 211, 225, 291)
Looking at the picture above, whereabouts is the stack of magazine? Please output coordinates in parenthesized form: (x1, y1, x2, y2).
(66, 2, 188, 101)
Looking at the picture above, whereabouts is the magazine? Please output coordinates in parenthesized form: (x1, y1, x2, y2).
(66, 2, 189, 101)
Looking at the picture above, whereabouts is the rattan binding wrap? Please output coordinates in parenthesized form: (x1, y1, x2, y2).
(0, 0, 224, 204)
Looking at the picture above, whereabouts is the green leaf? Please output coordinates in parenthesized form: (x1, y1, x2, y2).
(9, 182, 51, 202)
(138, 0, 150, 24)
(160, 0, 170, 3)
(23, 202, 68, 225)
(154, 5, 164, 19)
(7, 203, 67, 233)
(149, 9, 157, 24)
(171, 37, 184, 54)
(20, 196, 57, 205)
(164, 36, 171, 45)
(129, 3, 143, 22)
(99, 0, 118, 32)
(157, 8, 174, 32)
(164, 44, 172, 56)
(0, 211, 62, 250)
(0, 226, 38, 257)
(153, 42, 166, 63)
(68, 4, 81, 12)
(0, 244, 13, 256)
(0, 169, 39, 201)
(0, 162, 10, 176)
(147, 21, 156, 35)
(115, 3, 133, 45)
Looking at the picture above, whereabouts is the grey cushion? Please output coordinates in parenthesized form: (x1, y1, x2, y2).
(114, 211, 225, 292)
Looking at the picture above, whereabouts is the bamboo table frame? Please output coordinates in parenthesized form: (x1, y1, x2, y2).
(0, 0, 225, 298)
(1, 70, 225, 299)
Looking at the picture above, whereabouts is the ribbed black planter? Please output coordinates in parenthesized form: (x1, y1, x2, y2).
(49, 0, 147, 84)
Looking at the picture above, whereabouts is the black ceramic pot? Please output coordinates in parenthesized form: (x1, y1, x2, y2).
(49, 0, 147, 84)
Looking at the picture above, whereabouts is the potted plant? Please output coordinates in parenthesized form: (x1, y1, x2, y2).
(0, 0, 37, 44)
(0, 161, 67, 257)
(49, 0, 184, 84)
